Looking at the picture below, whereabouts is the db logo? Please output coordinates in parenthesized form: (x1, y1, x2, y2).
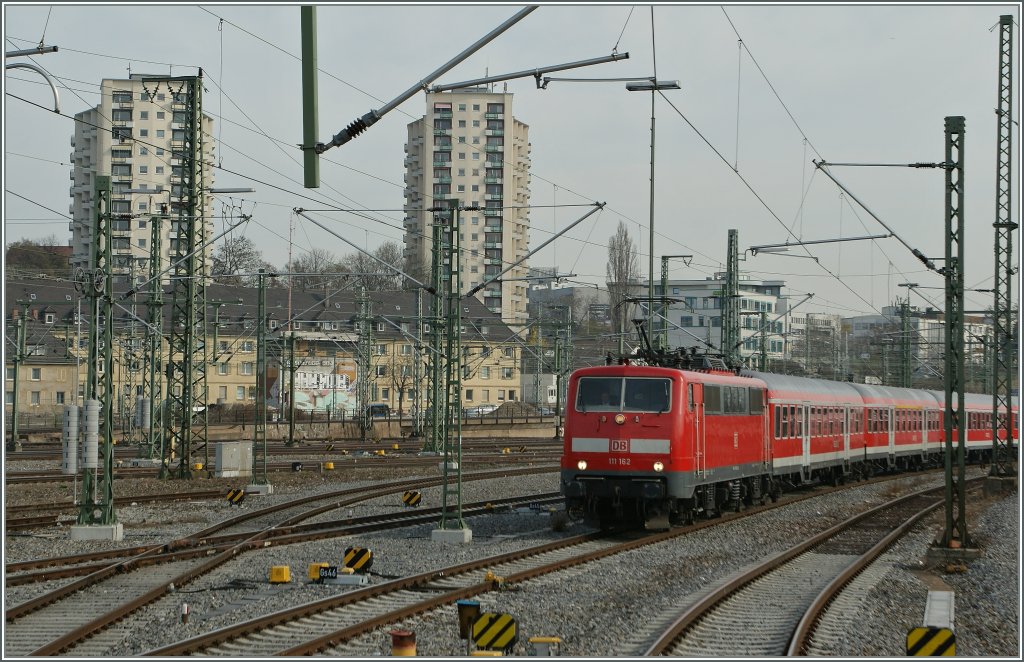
(611, 439, 629, 453)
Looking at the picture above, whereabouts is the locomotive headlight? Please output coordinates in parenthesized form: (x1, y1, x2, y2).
(653, 461, 664, 472)
(577, 460, 588, 471)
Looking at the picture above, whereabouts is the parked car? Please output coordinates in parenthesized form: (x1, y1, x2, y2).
(465, 404, 499, 417)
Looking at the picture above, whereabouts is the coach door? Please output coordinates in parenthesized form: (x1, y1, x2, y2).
(843, 405, 851, 472)
(801, 402, 811, 479)
(887, 405, 896, 466)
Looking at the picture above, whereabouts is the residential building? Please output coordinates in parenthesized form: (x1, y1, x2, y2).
(403, 88, 531, 328)
(69, 75, 215, 280)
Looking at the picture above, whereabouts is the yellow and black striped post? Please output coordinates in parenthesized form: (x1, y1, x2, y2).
(906, 627, 956, 656)
(403, 491, 422, 507)
(471, 612, 518, 654)
(226, 488, 246, 506)
(343, 546, 373, 572)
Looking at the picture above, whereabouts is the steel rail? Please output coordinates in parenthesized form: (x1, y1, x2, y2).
(643, 478, 984, 655)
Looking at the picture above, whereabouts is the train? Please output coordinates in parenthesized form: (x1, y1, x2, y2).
(560, 353, 1018, 529)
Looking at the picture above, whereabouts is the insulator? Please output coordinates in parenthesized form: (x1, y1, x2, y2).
(346, 117, 368, 138)
(82, 399, 100, 469)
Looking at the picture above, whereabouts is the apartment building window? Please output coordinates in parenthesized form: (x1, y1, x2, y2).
(457, 168, 465, 176)
(472, 185, 479, 193)
(480, 367, 490, 379)
(472, 153, 479, 160)
(217, 362, 229, 375)
(487, 103, 503, 113)
(482, 389, 490, 402)
(400, 344, 412, 355)
(156, 130, 165, 138)
(156, 111, 165, 119)
(465, 389, 474, 401)
(137, 238, 147, 248)
(139, 129, 149, 137)
(502, 367, 513, 379)
(218, 340, 229, 352)
(458, 120, 466, 127)
(503, 347, 514, 358)
(137, 202, 148, 211)
(458, 136, 466, 143)
(112, 109, 132, 122)
(241, 362, 254, 375)
(5, 367, 13, 380)
(157, 93, 165, 101)
(114, 91, 134, 103)
(112, 127, 132, 141)
(111, 164, 131, 176)
(236, 386, 245, 400)
(508, 389, 516, 401)
(472, 137, 480, 144)
(219, 386, 227, 401)
(472, 104, 480, 111)
(381, 388, 390, 400)
(458, 152, 466, 160)
(457, 185, 465, 192)
(140, 110, 149, 120)
(497, 390, 505, 401)
(376, 365, 387, 377)
(681, 316, 693, 327)
(458, 104, 466, 111)
(45, 313, 55, 324)
(472, 120, 480, 127)
(376, 344, 387, 355)
(155, 166, 164, 175)
(248, 386, 257, 399)
(156, 148, 164, 156)
(241, 340, 255, 352)
(5, 392, 12, 405)
(139, 146, 149, 156)
(31, 391, 41, 406)
(56, 391, 65, 404)
(31, 368, 41, 381)
(139, 165, 148, 174)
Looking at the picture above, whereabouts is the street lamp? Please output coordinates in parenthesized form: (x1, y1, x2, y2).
(626, 79, 681, 338)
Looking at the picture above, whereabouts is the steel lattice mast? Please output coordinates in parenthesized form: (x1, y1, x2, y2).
(142, 207, 165, 460)
(440, 200, 466, 531)
(426, 217, 447, 454)
(941, 116, 970, 549)
(156, 74, 208, 478)
(991, 14, 1017, 479)
(722, 229, 740, 367)
(77, 175, 116, 525)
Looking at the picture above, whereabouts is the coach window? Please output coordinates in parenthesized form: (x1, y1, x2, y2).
(687, 384, 694, 412)
(704, 385, 721, 414)
(774, 406, 781, 438)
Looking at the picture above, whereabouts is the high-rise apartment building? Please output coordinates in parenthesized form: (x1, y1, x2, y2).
(69, 75, 215, 280)
(403, 88, 531, 328)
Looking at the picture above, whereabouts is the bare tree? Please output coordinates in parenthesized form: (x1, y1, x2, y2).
(211, 235, 268, 285)
(606, 221, 640, 342)
(341, 240, 406, 291)
(288, 248, 343, 291)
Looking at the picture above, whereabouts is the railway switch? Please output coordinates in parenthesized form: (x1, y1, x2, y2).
(269, 565, 291, 583)
(343, 546, 373, 572)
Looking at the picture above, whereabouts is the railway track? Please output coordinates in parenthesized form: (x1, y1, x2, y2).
(641, 478, 983, 657)
(3, 467, 556, 656)
(3, 451, 560, 486)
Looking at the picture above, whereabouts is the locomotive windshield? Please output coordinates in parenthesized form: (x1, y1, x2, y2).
(576, 377, 671, 413)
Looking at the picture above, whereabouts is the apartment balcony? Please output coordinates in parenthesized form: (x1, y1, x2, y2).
(432, 160, 452, 168)
(434, 144, 452, 152)
(482, 209, 502, 217)
(484, 145, 503, 152)
(483, 242, 502, 249)
(484, 258, 502, 266)
(434, 110, 453, 118)
(485, 194, 503, 201)
(433, 128, 452, 136)
(485, 113, 503, 120)
(488, 306, 502, 315)
(484, 225, 501, 233)
(433, 176, 452, 184)
(484, 129, 504, 136)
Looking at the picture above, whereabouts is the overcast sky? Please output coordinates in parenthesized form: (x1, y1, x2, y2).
(4, 2, 1020, 321)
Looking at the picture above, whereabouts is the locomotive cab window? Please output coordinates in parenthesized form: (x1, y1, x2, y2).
(575, 377, 671, 413)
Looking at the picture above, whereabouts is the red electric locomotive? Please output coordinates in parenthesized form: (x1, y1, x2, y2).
(561, 356, 1017, 530)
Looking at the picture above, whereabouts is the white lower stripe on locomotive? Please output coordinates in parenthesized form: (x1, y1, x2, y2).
(629, 438, 670, 454)
(571, 437, 609, 453)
